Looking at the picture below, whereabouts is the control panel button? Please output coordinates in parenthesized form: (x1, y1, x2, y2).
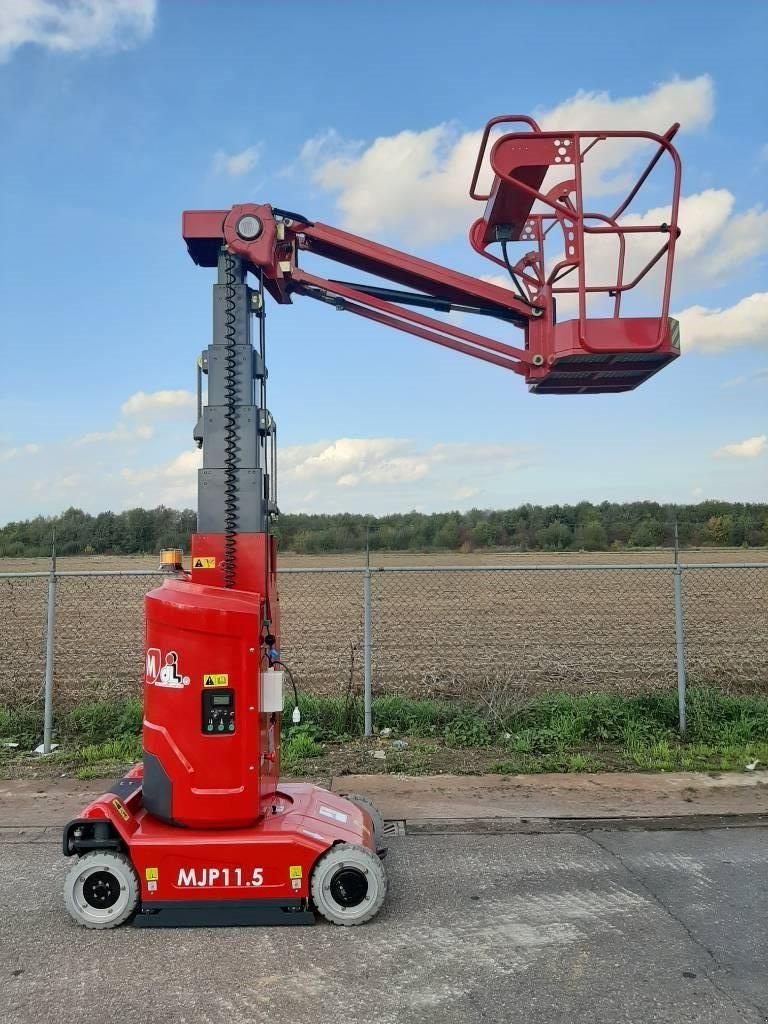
(202, 689, 235, 735)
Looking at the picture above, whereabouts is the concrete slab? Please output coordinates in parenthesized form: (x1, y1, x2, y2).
(1, 828, 765, 1023)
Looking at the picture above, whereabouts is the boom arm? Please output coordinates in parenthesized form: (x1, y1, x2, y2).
(183, 115, 682, 394)
(183, 206, 539, 377)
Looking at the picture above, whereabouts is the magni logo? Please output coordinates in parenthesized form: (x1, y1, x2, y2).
(145, 649, 190, 689)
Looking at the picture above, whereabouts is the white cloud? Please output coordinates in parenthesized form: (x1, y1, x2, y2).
(538, 75, 714, 133)
(430, 442, 530, 469)
(213, 146, 260, 177)
(714, 435, 767, 459)
(121, 389, 196, 421)
(453, 486, 479, 501)
(301, 76, 713, 244)
(165, 449, 201, 477)
(537, 75, 713, 197)
(119, 447, 202, 506)
(120, 447, 202, 485)
(107, 437, 535, 513)
(75, 390, 196, 446)
(0, 442, 40, 463)
(281, 437, 433, 488)
(337, 457, 430, 487)
(676, 293, 768, 353)
(281, 437, 532, 495)
(699, 204, 768, 277)
(76, 424, 153, 445)
(305, 123, 477, 244)
(0, 0, 156, 62)
(280, 439, 534, 513)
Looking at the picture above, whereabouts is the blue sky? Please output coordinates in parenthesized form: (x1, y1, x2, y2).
(0, 0, 766, 523)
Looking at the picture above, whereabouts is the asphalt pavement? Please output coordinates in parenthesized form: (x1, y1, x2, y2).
(1, 826, 765, 1024)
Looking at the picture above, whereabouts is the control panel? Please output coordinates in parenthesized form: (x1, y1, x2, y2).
(202, 689, 235, 735)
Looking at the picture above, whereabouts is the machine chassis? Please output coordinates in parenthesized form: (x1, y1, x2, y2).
(63, 764, 385, 928)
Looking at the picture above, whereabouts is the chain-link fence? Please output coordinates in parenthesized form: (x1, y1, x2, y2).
(369, 566, 681, 696)
(1, 562, 767, 745)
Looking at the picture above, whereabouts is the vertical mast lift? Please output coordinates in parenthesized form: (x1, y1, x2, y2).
(62, 117, 682, 928)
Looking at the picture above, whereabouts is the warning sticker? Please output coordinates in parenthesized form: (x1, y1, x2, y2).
(145, 867, 159, 882)
(111, 798, 130, 822)
(193, 557, 216, 569)
(289, 865, 302, 880)
(203, 674, 229, 688)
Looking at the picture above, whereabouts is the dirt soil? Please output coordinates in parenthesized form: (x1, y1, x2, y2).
(2, 768, 767, 831)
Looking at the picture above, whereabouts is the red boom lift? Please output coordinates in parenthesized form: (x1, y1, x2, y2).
(63, 116, 682, 928)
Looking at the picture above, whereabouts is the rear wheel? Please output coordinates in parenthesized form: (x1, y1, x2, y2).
(64, 851, 139, 929)
(311, 843, 387, 926)
(343, 793, 386, 852)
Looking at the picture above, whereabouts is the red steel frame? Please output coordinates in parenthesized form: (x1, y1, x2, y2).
(183, 114, 682, 394)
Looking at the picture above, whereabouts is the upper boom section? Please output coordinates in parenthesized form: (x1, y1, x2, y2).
(183, 114, 682, 394)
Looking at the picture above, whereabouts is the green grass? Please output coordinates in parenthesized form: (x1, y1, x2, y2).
(280, 729, 324, 775)
(0, 705, 44, 749)
(1, 688, 767, 778)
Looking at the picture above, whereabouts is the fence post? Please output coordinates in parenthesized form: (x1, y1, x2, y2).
(363, 568, 372, 737)
(673, 562, 687, 737)
(43, 531, 57, 754)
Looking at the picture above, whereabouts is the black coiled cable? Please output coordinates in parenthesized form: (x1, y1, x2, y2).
(222, 252, 240, 588)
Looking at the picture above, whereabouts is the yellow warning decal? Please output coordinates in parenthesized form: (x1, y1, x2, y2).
(193, 557, 216, 569)
(203, 674, 229, 688)
(289, 865, 303, 880)
(111, 798, 130, 822)
(145, 867, 159, 882)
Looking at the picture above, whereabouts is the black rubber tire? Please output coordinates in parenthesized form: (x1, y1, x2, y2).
(311, 843, 387, 926)
(64, 851, 139, 929)
(343, 793, 386, 851)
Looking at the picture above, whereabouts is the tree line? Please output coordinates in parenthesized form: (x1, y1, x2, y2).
(1, 501, 767, 557)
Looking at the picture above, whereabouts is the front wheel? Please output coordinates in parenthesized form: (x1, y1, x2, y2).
(311, 843, 387, 926)
(64, 851, 139, 929)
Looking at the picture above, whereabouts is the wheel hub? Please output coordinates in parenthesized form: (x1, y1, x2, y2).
(329, 867, 368, 908)
(82, 871, 120, 910)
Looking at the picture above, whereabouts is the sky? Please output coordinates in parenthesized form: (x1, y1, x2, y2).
(0, 0, 766, 524)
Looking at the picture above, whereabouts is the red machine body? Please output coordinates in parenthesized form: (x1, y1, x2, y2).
(63, 113, 683, 930)
(143, 578, 273, 828)
(142, 534, 282, 828)
(66, 765, 374, 923)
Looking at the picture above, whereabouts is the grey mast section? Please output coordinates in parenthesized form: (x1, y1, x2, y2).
(196, 249, 267, 534)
